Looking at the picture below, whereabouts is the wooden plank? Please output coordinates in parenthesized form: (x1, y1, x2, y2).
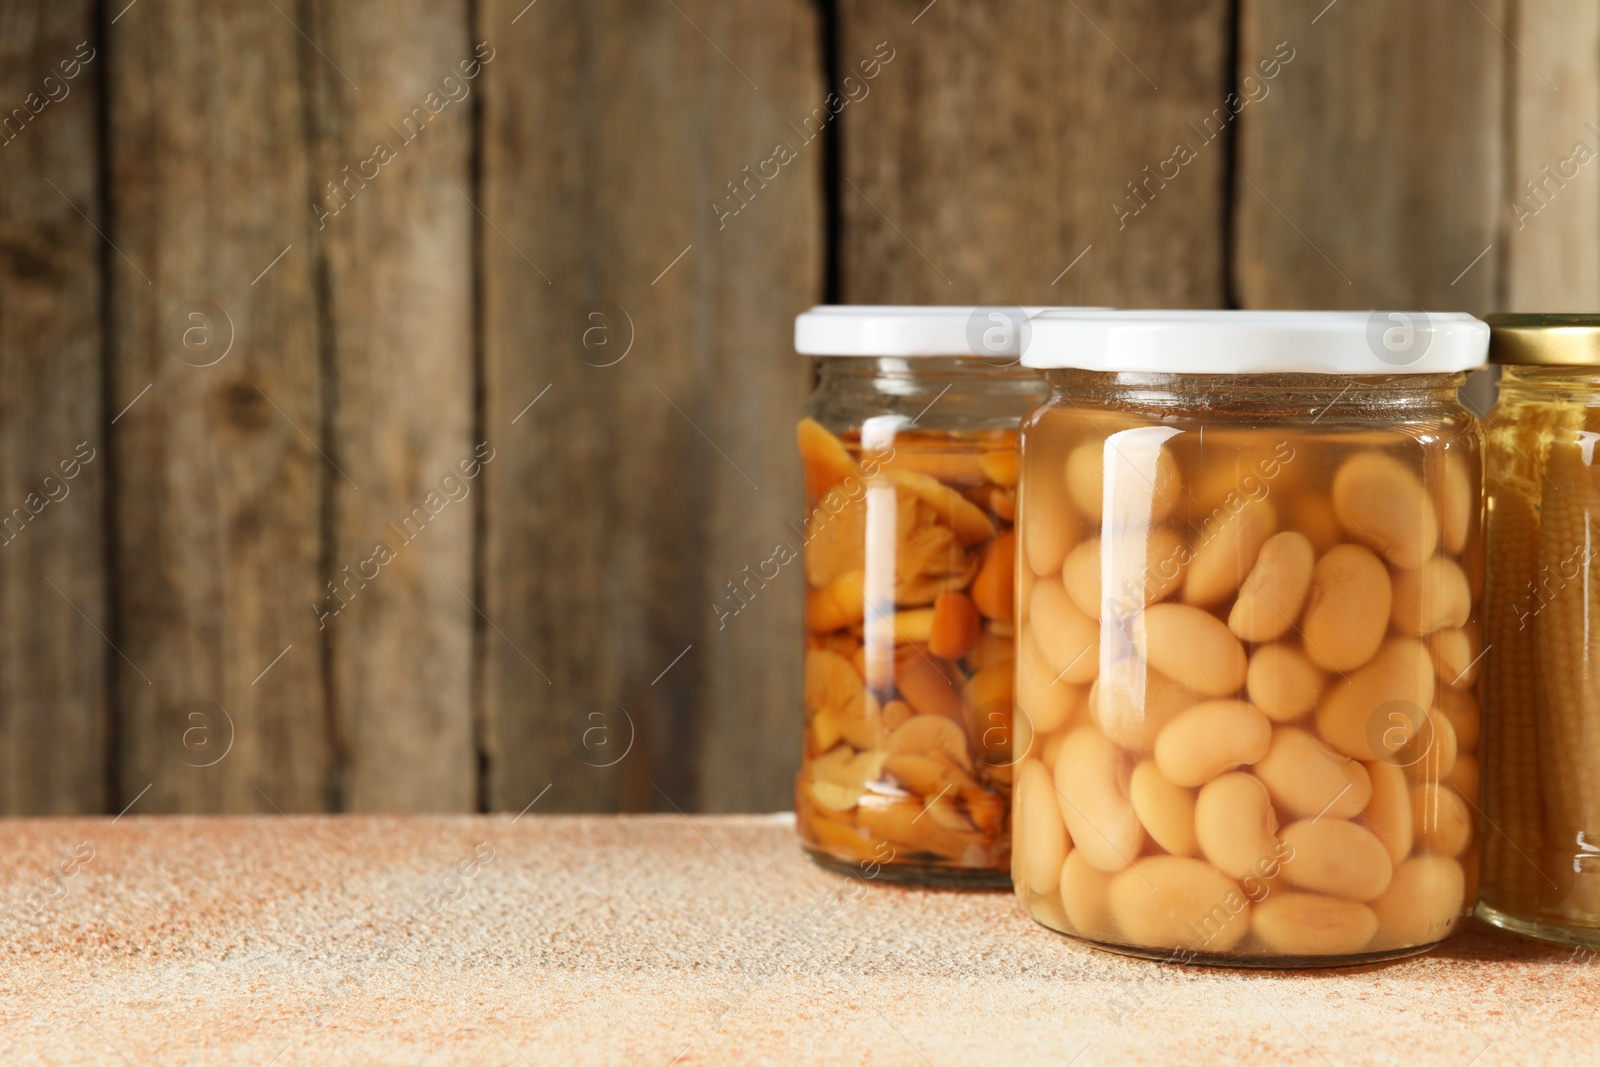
(1235, 0, 1506, 309)
(107, 0, 330, 812)
(1501, 0, 1600, 311)
(0, 3, 108, 813)
(477, 0, 823, 813)
(838, 0, 1232, 306)
(301, 2, 477, 811)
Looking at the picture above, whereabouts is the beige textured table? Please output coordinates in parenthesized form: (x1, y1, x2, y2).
(1, 814, 1595, 1065)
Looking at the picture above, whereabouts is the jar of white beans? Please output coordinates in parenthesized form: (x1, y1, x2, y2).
(1011, 311, 1490, 966)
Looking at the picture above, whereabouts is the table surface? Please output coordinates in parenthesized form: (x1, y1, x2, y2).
(0, 813, 1594, 1066)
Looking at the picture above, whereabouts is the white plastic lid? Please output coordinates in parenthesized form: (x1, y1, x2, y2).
(794, 305, 1108, 358)
(1020, 310, 1490, 375)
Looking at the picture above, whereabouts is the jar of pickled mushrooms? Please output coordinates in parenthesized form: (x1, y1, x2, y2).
(1480, 314, 1600, 949)
(1011, 310, 1489, 964)
(793, 305, 1061, 886)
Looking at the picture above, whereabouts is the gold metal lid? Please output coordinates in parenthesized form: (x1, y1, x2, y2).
(1487, 313, 1600, 366)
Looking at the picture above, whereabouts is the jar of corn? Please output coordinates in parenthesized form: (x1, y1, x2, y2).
(1011, 310, 1489, 964)
(1480, 313, 1600, 948)
(792, 306, 1060, 886)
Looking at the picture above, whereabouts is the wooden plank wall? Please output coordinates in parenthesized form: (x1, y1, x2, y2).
(839, 0, 1233, 306)
(476, 0, 822, 815)
(1235, 0, 1506, 309)
(1503, 0, 1600, 309)
(0, 1, 108, 814)
(108, 0, 330, 813)
(0, 0, 1596, 815)
(305, 0, 478, 812)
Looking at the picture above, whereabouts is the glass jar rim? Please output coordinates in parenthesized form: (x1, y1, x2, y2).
(1033, 367, 1470, 413)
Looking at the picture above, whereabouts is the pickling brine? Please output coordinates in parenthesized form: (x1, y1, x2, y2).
(1012, 311, 1488, 965)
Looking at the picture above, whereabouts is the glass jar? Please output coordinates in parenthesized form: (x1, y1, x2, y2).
(1011, 311, 1489, 965)
(1479, 314, 1600, 949)
(793, 306, 1056, 886)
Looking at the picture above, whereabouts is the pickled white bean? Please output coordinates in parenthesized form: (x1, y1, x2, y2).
(1361, 760, 1414, 865)
(1130, 760, 1199, 857)
(1410, 783, 1472, 857)
(1332, 451, 1439, 569)
(1301, 543, 1392, 672)
(1090, 666, 1200, 755)
(1398, 707, 1457, 785)
(1390, 557, 1471, 637)
(1054, 728, 1144, 872)
(1315, 638, 1435, 762)
(1024, 472, 1079, 577)
(1060, 538, 1102, 619)
(1229, 531, 1315, 642)
(1015, 761, 1067, 896)
(1184, 500, 1277, 608)
(1369, 855, 1464, 950)
(1108, 855, 1250, 952)
(1194, 772, 1280, 880)
(1140, 603, 1248, 698)
(1253, 727, 1372, 819)
(1279, 818, 1394, 902)
(1185, 439, 1299, 522)
(1246, 643, 1327, 723)
(1066, 439, 1183, 525)
(1428, 626, 1483, 689)
(1129, 526, 1189, 608)
(1016, 632, 1087, 735)
(1153, 700, 1272, 788)
(1251, 892, 1378, 956)
(1065, 443, 1104, 520)
(1066, 529, 1189, 620)
(1060, 850, 1118, 941)
(1030, 580, 1099, 685)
